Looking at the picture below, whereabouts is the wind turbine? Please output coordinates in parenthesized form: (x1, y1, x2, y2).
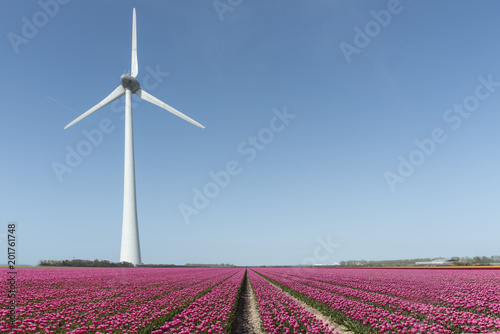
(64, 8, 205, 265)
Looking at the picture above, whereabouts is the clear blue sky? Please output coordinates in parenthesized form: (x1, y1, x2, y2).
(1, 0, 499, 266)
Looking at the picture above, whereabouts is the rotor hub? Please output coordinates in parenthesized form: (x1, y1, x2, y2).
(120, 74, 141, 93)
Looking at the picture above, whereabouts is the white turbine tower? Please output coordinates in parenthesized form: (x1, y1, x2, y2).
(64, 8, 205, 265)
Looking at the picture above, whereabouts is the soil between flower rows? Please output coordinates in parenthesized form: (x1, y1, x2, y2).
(230, 270, 350, 334)
(231, 270, 263, 333)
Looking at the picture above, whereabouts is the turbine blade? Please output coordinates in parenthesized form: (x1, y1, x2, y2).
(64, 85, 125, 129)
(136, 89, 205, 129)
(131, 8, 138, 77)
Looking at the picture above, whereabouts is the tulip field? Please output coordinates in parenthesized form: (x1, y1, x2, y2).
(254, 268, 500, 334)
(1, 267, 500, 333)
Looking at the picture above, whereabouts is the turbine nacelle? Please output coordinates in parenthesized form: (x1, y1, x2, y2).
(121, 74, 141, 93)
(64, 8, 204, 131)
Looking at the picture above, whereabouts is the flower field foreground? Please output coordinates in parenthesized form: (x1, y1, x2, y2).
(0, 267, 242, 333)
(3, 267, 500, 334)
(155, 268, 245, 333)
(248, 269, 336, 334)
(253, 268, 500, 334)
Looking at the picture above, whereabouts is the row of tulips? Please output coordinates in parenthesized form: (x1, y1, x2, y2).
(296, 269, 500, 324)
(2, 267, 499, 334)
(0, 268, 240, 333)
(270, 269, 500, 332)
(254, 268, 500, 334)
(154, 269, 245, 333)
(248, 270, 337, 334)
(286, 269, 500, 315)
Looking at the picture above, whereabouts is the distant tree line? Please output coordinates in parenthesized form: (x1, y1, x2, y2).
(338, 255, 500, 267)
(136, 264, 179, 268)
(456, 256, 500, 265)
(38, 260, 237, 268)
(138, 263, 236, 268)
(39, 259, 134, 267)
(350, 258, 433, 267)
(183, 263, 236, 268)
(38, 256, 499, 268)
